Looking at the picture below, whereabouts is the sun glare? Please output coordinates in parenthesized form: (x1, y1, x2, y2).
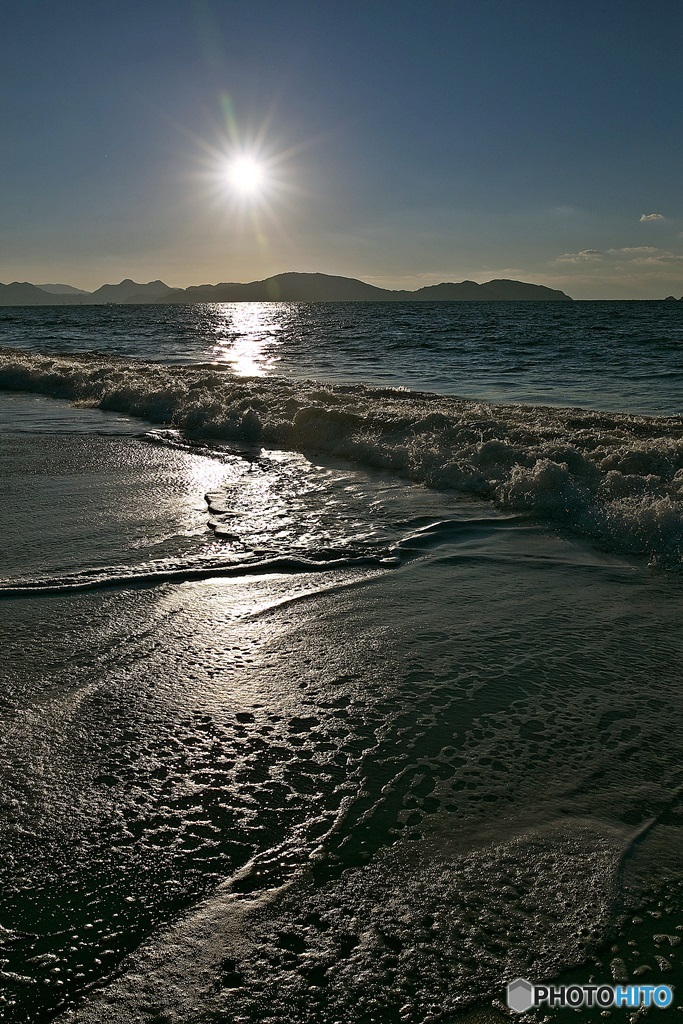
(227, 156, 265, 195)
(195, 99, 310, 229)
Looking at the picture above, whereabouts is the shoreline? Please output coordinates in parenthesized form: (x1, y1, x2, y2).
(0, 352, 681, 570)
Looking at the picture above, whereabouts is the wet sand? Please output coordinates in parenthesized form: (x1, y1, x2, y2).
(1, 428, 682, 1022)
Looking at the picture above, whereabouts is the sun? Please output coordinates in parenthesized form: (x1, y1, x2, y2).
(194, 103, 310, 224)
(227, 156, 266, 196)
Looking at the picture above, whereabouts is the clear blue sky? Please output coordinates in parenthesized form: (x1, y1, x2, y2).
(2, 0, 682, 298)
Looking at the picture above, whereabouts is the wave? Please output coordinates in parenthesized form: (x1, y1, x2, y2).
(1, 348, 682, 565)
(0, 551, 400, 598)
(0, 519, 498, 597)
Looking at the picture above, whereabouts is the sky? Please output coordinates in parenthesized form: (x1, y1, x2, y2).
(2, 0, 682, 299)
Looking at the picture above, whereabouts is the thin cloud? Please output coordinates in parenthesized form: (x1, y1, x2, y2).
(556, 246, 683, 266)
(608, 246, 659, 257)
(640, 213, 665, 222)
(556, 249, 603, 263)
(607, 246, 683, 264)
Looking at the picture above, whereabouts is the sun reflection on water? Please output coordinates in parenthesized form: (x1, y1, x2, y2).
(210, 302, 285, 376)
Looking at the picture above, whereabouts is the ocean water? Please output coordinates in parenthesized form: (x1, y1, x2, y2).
(1, 299, 681, 414)
(0, 302, 681, 1023)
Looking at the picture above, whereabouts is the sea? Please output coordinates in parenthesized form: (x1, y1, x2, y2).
(0, 300, 681, 1024)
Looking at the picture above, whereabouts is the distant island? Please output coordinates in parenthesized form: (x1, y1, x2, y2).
(0, 272, 574, 306)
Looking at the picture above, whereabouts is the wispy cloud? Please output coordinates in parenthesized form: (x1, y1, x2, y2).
(640, 212, 665, 222)
(608, 246, 683, 264)
(556, 246, 683, 266)
(556, 249, 603, 263)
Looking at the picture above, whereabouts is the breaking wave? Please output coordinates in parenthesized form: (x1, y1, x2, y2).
(1, 348, 682, 565)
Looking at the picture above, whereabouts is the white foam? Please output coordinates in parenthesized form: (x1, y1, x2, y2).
(1, 349, 681, 564)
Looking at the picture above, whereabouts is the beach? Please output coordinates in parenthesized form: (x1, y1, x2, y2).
(5, 0, 683, 1015)
(0, 302, 681, 1022)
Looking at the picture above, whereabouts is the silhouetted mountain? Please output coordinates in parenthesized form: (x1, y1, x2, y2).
(37, 283, 90, 295)
(0, 282, 63, 305)
(89, 279, 174, 303)
(411, 278, 572, 301)
(0, 279, 174, 306)
(0, 272, 573, 306)
(163, 272, 391, 303)
(163, 272, 573, 303)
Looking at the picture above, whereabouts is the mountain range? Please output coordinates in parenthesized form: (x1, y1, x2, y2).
(0, 272, 573, 306)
